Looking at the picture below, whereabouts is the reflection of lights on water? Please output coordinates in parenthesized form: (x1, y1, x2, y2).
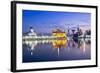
(23, 39, 67, 56)
(23, 40, 38, 55)
(23, 40, 52, 55)
(23, 38, 91, 56)
(52, 39, 67, 49)
(83, 41, 86, 53)
(57, 48, 60, 56)
(79, 38, 91, 53)
(52, 39, 67, 56)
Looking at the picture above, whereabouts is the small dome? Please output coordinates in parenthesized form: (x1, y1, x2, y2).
(28, 27, 37, 36)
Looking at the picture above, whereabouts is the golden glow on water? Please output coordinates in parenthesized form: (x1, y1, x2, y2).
(52, 39, 67, 49)
(23, 38, 90, 56)
(51, 39, 67, 56)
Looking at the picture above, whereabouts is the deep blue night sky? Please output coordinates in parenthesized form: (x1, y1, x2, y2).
(22, 10, 91, 34)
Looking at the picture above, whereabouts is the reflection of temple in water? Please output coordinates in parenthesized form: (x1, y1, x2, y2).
(23, 38, 90, 56)
(23, 39, 67, 56)
(52, 39, 67, 56)
(52, 39, 67, 49)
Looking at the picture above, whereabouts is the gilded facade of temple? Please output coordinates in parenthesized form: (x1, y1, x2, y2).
(52, 29, 67, 39)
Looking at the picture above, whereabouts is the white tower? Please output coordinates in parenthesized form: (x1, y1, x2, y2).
(28, 27, 37, 36)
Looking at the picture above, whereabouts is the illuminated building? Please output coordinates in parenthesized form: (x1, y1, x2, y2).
(52, 29, 67, 39)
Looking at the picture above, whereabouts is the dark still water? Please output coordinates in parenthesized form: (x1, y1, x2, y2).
(22, 38, 91, 63)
